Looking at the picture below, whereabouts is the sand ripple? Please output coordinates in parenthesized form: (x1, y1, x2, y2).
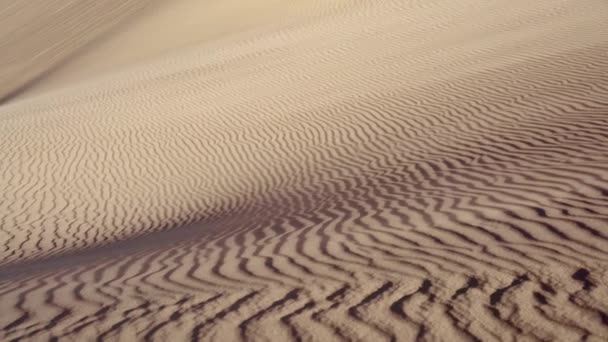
(1, 0, 608, 340)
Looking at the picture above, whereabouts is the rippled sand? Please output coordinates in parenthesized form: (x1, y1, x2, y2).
(1, 0, 607, 341)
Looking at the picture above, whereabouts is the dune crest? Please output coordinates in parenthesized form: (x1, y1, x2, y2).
(1, 0, 607, 340)
(0, 0, 153, 102)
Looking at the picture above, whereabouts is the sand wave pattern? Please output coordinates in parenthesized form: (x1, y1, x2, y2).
(1, 0, 608, 341)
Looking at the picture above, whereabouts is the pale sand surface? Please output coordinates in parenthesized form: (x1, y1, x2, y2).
(0, 0, 154, 102)
(1, 0, 608, 341)
(11, 0, 347, 100)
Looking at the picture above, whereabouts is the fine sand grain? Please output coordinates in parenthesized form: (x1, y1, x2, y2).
(1, 0, 608, 341)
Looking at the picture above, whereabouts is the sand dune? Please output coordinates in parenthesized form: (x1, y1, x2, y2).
(1, 0, 608, 341)
(0, 0, 153, 102)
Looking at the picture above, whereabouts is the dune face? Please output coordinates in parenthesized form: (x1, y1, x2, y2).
(0, 0, 153, 102)
(1, 0, 608, 341)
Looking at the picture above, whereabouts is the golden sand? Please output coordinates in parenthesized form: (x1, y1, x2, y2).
(1, 0, 607, 340)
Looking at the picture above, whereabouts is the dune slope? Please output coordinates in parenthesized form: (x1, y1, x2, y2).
(1, 0, 608, 341)
(0, 0, 152, 102)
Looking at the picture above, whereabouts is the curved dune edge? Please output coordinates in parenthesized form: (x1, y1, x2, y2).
(0, 0, 154, 103)
(1, 0, 608, 341)
(9, 0, 353, 101)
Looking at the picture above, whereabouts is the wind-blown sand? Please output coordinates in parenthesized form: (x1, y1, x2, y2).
(0, 0, 154, 102)
(1, 0, 607, 341)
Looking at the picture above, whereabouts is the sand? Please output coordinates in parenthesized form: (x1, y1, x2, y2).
(1, 0, 607, 341)
(0, 0, 155, 103)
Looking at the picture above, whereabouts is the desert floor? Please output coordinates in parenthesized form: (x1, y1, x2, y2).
(1, 0, 608, 341)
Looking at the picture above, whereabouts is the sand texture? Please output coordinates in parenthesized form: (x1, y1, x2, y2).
(0, 0, 152, 102)
(1, 0, 608, 341)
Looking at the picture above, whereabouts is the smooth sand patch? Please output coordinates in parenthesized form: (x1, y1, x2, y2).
(10, 0, 345, 101)
(0, 0, 154, 102)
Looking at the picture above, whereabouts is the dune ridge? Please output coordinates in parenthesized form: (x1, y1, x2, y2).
(0, 0, 154, 102)
(1, 0, 608, 340)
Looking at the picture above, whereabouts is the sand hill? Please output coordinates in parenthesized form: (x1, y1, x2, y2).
(1, 0, 607, 341)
